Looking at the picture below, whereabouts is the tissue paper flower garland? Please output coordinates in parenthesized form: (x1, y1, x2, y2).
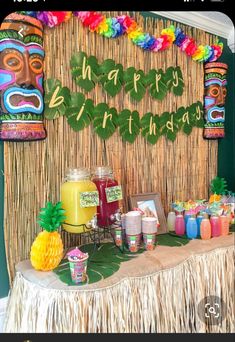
(74, 12, 223, 63)
(18, 11, 72, 28)
(18, 11, 223, 63)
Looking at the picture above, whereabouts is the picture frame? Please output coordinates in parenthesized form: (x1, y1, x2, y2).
(128, 192, 167, 235)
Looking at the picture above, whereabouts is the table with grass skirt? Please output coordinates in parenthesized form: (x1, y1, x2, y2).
(3, 230, 234, 333)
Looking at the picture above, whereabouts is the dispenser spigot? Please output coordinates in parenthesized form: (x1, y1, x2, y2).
(110, 209, 122, 223)
(86, 215, 98, 229)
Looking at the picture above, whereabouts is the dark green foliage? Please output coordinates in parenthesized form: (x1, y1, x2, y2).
(210, 177, 228, 195)
(38, 202, 66, 232)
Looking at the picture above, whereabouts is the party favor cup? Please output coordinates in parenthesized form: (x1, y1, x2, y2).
(68, 256, 88, 284)
(126, 234, 141, 253)
(142, 217, 158, 234)
(114, 227, 123, 247)
(125, 211, 142, 235)
(143, 233, 157, 251)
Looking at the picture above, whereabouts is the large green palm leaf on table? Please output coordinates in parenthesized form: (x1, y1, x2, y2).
(53, 233, 192, 285)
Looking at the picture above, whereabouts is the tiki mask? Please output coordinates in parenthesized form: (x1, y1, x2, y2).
(203, 62, 228, 139)
(0, 13, 46, 141)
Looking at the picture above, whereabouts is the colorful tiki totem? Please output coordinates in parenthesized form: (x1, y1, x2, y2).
(0, 13, 46, 141)
(203, 62, 228, 139)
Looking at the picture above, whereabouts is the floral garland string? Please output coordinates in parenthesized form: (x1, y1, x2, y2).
(19, 11, 223, 63)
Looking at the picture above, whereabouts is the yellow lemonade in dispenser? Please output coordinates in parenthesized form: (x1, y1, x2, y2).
(61, 168, 98, 233)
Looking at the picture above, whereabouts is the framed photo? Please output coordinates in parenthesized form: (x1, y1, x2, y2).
(128, 192, 167, 235)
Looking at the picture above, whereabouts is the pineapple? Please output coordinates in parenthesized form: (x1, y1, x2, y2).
(30, 202, 66, 271)
(209, 177, 227, 203)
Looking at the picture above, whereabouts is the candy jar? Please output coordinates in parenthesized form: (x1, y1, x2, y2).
(61, 168, 98, 233)
(92, 166, 122, 227)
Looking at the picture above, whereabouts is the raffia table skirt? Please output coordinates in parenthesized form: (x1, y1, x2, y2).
(3, 234, 234, 333)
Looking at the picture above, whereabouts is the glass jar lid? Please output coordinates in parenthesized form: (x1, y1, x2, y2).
(92, 166, 113, 178)
(65, 167, 90, 181)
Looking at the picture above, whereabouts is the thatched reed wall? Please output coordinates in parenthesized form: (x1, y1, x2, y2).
(4, 12, 218, 283)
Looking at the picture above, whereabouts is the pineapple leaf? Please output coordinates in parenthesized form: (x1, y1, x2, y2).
(210, 176, 228, 195)
(37, 201, 67, 232)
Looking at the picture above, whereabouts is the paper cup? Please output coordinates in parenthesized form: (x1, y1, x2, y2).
(68, 255, 88, 284)
(142, 217, 158, 234)
(126, 233, 141, 253)
(143, 233, 157, 251)
(114, 227, 123, 247)
(125, 211, 142, 235)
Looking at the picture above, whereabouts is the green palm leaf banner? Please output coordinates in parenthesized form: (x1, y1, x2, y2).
(99, 59, 124, 97)
(141, 112, 161, 144)
(92, 103, 118, 139)
(70, 52, 100, 92)
(44, 79, 71, 120)
(145, 69, 168, 101)
(160, 111, 179, 142)
(176, 106, 194, 136)
(43, 78, 204, 143)
(165, 66, 184, 96)
(118, 109, 140, 143)
(124, 67, 146, 102)
(66, 93, 94, 131)
(191, 101, 204, 128)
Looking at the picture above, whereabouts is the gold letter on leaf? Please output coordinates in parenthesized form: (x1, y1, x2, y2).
(128, 115, 133, 134)
(82, 56, 91, 80)
(155, 73, 161, 93)
(134, 73, 141, 93)
(182, 111, 189, 124)
(172, 70, 179, 87)
(108, 69, 119, 86)
(76, 103, 85, 121)
(196, 105, 201, 120)
(49, 86, 64, 108)
(102, 111, 113, 128)
(149, 116, 157, 135)
(166, 115, 174, 132)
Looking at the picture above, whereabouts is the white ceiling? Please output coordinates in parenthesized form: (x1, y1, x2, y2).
(197, 11, 233, 26)
(152, 11, 234, 52)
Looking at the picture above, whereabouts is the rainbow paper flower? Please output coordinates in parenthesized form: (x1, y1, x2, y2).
(37, 11, 72, 28)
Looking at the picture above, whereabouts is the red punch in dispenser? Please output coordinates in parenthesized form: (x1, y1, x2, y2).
(92, 166, 122, 227)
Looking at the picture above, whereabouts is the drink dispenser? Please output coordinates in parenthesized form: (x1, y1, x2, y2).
(92, 166, 122, 227)
(61, 168, 98, 233)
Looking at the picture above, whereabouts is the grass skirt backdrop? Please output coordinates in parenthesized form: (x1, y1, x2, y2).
(3, 235, 234, 333)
